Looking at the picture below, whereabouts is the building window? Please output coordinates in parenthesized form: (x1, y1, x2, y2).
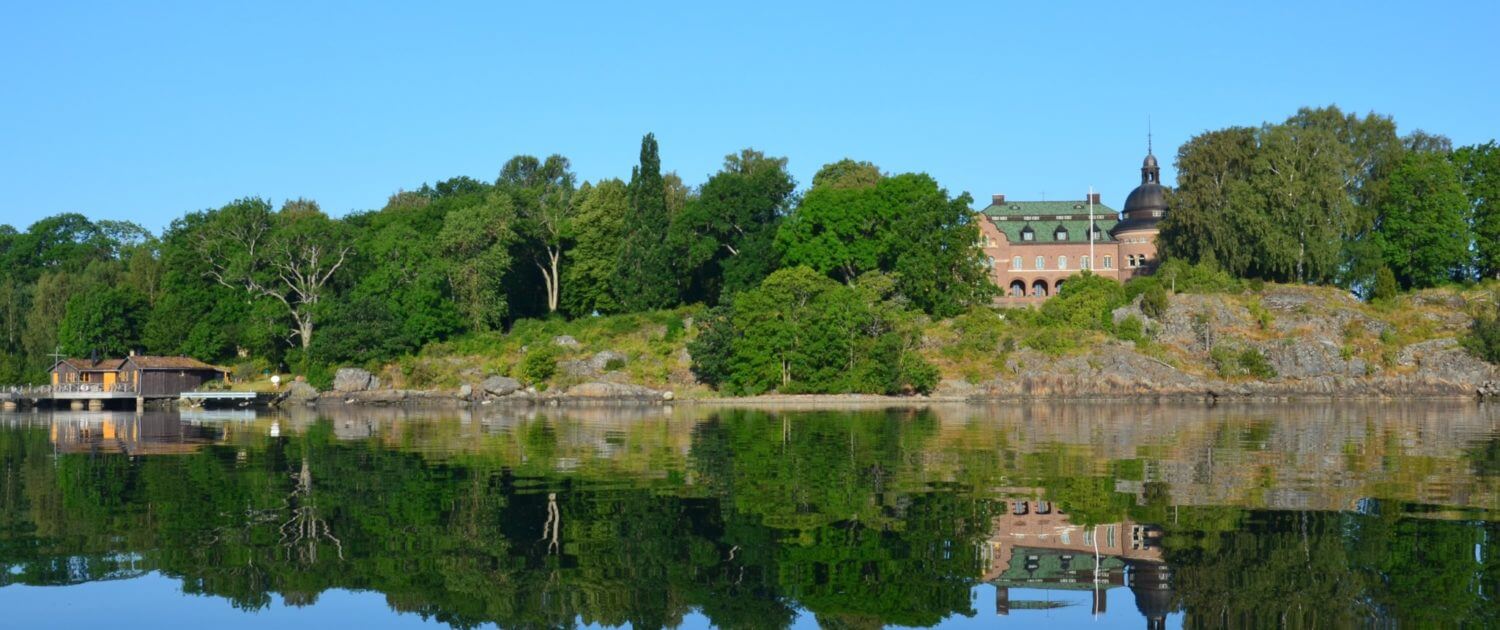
(1081, 255, 1090, 270)
(1103, 255, 1113, 269)
(1058, 255, 1068, 270)
(1012, 256, 1023, 270)
(1035, 256, 1045, 270)
(1054, 227, 1068, 241)
(986, 256, 995, 268)
(1020, 227, 1035, 241)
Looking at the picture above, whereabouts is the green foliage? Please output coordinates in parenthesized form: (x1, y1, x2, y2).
(1454, 142, 1500, 279)
(1153, 258, 1242, 294)
(1038, 271, 1124, 330)
(776, 170, 993, 317)
(614, 133, 680, 311)
(1371, 266, 1400, 302)
(56, 287, 148, 357)
(1115, 315, 1146, 343)
(1160, 106, 1399, 285)
(1211, 345, 1277, 379)
(519, 344, 558, 389)
(437, 191, 516, 331)
(1374, 151, 1471, 288)
(1140, 283, 1170, 319)
(1463, 301, 1500, 364)
(700, 267, 936, 395)
(562, 180, 628, 316)
(669, 149, 794, 304)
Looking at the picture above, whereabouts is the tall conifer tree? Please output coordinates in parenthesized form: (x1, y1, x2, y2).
(614, 133, 679, 310)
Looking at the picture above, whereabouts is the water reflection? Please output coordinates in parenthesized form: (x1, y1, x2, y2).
(0, 403, 1495, 628)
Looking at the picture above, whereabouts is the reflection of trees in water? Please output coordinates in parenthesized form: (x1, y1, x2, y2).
(280, 458, 343, 563)
(0, 410, 1495, 628)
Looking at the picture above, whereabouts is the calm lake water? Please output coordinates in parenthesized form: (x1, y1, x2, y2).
(0, 403, 1495, 629)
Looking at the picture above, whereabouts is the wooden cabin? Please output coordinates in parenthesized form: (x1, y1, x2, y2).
(121, 355, 229, 397)
(51, 358, 127, 387)
(50, 355, 228, 398)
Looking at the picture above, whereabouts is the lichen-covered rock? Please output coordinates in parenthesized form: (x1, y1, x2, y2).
(482, 376, 521, 396)
(348, 390, 406, 404)
(590, 351, 627, 372)
(552, 335, 580, 347)
(333, 368, 379, 392)
(1262, 340, 1365, 379)
(563, 382, 662, 400)
(284, 381, 319, 402)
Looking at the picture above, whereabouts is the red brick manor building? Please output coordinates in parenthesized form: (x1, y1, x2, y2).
(978, 151, 1168, 304)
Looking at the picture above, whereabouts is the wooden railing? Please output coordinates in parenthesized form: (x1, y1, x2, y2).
(4, 383, 136, 395)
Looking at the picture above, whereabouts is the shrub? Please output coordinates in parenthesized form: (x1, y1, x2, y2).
(1141, 285, 1169, 320)
(1238, 348, 1276, 378)
(1464, 303, 1500, 364)
(1115, 315, 1146, 343)
(1024, 328, 1077, 355)
(1155, 259, 1242, 294)
(1211, 345, 1277, 378)
(950, 307, 1005, 355)
(520, 345, 558, 389)
(1040, 271, 1125, 330)
(1371, 267, 1399, 303)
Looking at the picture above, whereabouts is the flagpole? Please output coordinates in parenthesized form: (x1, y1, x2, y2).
(1088, 185, 1096, 272)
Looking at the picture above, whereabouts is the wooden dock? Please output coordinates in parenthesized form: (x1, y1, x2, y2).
(2, 386, 274, 410)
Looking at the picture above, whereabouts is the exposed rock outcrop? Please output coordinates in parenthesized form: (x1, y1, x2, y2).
(333, 368, 379, 392)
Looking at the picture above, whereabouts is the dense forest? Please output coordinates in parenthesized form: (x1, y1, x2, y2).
(1, 105, 1496, 390)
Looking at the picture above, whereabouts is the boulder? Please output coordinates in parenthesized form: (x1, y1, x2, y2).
(590, 350, 627, 372)
(552, 335, 580, 348)
(349, 390, 406, 404)
(284, 381, 319, 402)
(482, 375, 521, 397)
(563, 382, 662, 400)
(333, 368, 379, 392)
(458, 383, 473, 400)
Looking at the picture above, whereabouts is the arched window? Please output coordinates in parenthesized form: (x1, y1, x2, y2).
(1054, 227, 1068, 241)
(1058, 255, 1068, 270)
(1035, 255, 1045, 270)
(1020, 226, 1035, 241)
(1031, 279, 1049, 297)
(1012, 256, 1023, 270)
(1009, 280, 1025, 297)
(1081, 255, 1091, 270)
(1055, 279, 1066, 293)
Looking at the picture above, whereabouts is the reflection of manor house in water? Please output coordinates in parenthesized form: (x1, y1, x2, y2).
(981, 498, 1176, 629)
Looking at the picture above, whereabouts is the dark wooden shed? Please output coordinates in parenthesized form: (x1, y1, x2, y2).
(119, 355, 228, 398)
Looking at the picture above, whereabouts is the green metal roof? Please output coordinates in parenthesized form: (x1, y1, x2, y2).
(982, 200, 1119, 218)
(981, 200, 1120, 244)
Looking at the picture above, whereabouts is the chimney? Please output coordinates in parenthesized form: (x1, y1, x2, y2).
(991, 194, 1006, 205)
(129, 349, 136, 357)
(1087, 192, 1101, 205)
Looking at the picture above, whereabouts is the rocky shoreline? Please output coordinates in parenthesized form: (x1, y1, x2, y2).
(272, 366, 1498, 408)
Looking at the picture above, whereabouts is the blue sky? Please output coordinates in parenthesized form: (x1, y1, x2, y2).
(2, 1, 1496, 232)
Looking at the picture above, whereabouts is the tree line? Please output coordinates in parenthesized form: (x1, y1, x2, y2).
(0, 134, 991, 385)
(1158, 105, 1499, 293)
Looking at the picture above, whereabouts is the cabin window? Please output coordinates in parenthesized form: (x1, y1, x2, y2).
(1020, 227, 1035, 242)
(1054, 227, 1068, 241)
